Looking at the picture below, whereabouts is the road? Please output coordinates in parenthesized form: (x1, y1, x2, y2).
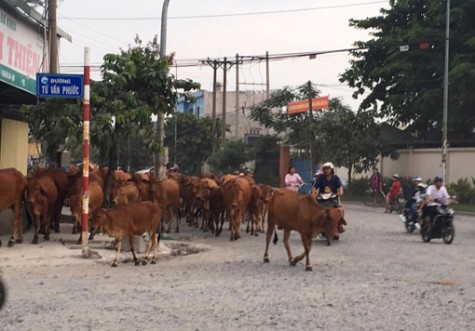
(0, 203, 474, 330)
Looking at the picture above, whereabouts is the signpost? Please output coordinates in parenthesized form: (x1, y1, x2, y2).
(287, 96, 329, 115)
(36, 73, 84, 98)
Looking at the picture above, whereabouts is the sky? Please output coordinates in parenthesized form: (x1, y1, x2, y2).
(55, 0, 390, 110)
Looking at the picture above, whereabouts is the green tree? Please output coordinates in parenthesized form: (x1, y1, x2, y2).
(22, 99, 81, 162)
(317, 99, 397, 184)
(341, 0, 475, 137)
(164, 113, 222, 175)
(250, 82, 323, 164)
(207, 140, 255, 174)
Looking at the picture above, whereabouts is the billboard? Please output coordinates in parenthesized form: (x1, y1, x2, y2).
(287, 96, 329, 115)
(0, 7, 45, 94)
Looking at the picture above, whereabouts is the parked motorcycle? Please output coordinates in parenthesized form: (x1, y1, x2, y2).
(420, 199, 456, 244)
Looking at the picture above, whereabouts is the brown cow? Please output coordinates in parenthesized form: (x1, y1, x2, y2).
(112, 182, 139, 206)
(263, 189, 339, 271)
(180, 176, 201, 226)
(35, 168, 69, 233)
(256, 184, 273, 233)
(222, 177, 251, 241)
(246, 184, 262, 236)
(69, 180, 105, 244)
(0, 168, 27, 247)
(150, 178, 180, 233)
(194, 178, 219, 231)
(26, 176, 58, 244)
(209, 186, 226, 236)
(91, 202, 162, 267)
(133, 173, 151, 202)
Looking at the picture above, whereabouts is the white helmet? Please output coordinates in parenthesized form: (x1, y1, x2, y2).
(322, 162, 334, 170)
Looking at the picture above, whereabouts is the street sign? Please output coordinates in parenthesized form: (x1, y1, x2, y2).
(287, 96, 329, 115)
(36, 73, 84, 98)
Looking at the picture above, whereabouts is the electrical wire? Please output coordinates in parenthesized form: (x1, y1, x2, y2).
(60, 1, 389, 21)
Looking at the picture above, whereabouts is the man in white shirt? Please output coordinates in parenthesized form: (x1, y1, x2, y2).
(422, 176, 451, 222)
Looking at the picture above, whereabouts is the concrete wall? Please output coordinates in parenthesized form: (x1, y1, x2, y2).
(0, 118, 28, 175)
(336, 147, 475, 184)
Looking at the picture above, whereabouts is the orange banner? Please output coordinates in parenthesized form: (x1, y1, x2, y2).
(287, 96, 329, 114)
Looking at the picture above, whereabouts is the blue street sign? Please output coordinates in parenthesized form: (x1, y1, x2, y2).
(36, 73, 84, 99)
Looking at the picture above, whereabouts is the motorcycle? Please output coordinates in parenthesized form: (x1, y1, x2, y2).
(420, 199, 456, 244)
(399, 206, 420, 233)
(388, 192, 405, 214)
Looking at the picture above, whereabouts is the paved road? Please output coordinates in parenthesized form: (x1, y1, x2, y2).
(0, 203, 474, 330)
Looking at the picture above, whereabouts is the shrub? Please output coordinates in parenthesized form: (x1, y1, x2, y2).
(447, 178, 475, 204)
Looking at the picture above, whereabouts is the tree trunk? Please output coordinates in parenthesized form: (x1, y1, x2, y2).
(347, 164, 353, 186)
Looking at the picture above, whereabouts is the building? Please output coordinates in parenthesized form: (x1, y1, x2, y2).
(175, 88, 271, 142)
(0, 0, 71, 174)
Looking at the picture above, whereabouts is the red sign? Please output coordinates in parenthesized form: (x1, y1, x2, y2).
(287, 96, 329, 115)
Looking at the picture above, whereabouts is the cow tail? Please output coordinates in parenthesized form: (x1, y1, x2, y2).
(22, 182, 33, 231)
(272, 226, 278, 245)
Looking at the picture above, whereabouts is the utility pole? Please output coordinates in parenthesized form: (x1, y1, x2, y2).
(442, 0, 450, 184)
(222, 57, 227, 145)
(155, 0, 170, 178)
(48, 0, 58, 73)
(307, 81, 314, 178)
(265, 51, 270, 99)
(211, 60, 218, 151)
(235, 53, 239, 140)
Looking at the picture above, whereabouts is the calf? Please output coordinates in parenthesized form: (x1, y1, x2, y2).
(150, 178, 180, 233)
(246, 185, 262, 236)
(0, 168, 27, 247)
(26, 176, 58, 244)
(91, 202, 162, 267)
(69, 180, 104, 243)
(264, 189, 339, 271)
(112, 182, 139, 206)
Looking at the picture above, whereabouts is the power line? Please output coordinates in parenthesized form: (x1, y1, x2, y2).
(60, 1, 389, 21)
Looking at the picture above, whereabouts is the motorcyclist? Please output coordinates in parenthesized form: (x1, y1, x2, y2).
(405, 176, 422, 212)
(313, 162, 343, 207)
(422, 176, 452, 223)
(385, 174, 401, 213)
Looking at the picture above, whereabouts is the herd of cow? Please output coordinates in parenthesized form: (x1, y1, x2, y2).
(0, 166, 346, 270)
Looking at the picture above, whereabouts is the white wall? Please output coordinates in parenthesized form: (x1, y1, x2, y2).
(337, 147, 475, 184)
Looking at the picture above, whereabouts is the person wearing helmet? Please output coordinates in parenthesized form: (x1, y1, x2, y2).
(403, 176, 423, 227)
(405, 176, 422, 209)
(385, 174, 402, 213)
(421, 176, 453, 223)
(313, 162, 343, 199)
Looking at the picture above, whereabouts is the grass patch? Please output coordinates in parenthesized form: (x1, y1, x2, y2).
(453, 203, 475, 214)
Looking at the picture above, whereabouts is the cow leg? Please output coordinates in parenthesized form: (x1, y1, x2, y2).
(282, 229, 293, 264)
(263, 222, 276, 263)
(175, 210, 180, 233)
(43, 209, 51, 241)
(112, 240, 122, 267)
(9, 202, 23, 246)
(303, 234, 313, 271)
(233, 209, 242, 240)
(128, 236, 140, 266)
(32, 215, 40, 244)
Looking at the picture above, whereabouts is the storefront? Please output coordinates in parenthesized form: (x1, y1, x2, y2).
(0, 0, 70, 174)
